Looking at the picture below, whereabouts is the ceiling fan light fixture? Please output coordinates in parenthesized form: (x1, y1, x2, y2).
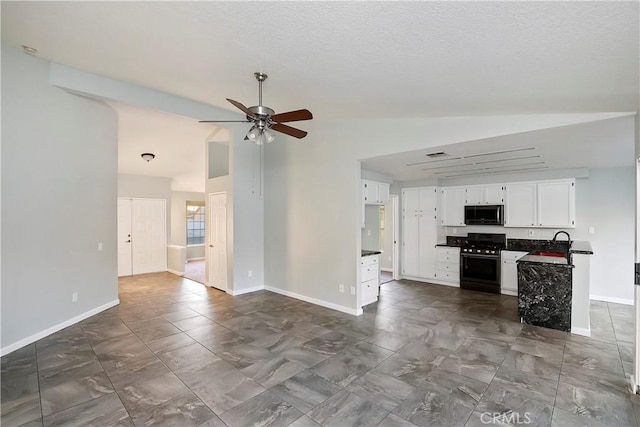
(246, 126, 260, 143)
(263, 128, 275, 144)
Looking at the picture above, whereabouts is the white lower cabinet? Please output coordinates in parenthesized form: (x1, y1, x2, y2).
(361, 254, 379, 306)
(500, 251, 528, 295)
(435, 247, 460, 284)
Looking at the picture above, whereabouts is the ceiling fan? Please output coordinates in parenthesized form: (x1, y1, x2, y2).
(199, 72, 313, 144)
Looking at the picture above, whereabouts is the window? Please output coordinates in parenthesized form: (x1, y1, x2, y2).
(186, 201, 205, 245)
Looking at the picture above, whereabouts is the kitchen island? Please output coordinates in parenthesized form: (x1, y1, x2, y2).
(515, 240, 593, 335)
(517, 254, 573, 331)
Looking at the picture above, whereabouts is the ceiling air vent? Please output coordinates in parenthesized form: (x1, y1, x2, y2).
(425, 152, 448, 158)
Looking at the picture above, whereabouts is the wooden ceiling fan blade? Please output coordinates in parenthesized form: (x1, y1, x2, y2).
(271, 109, 313, 123)
(271, 123, 307, 139)
(227, 98, 256, 118)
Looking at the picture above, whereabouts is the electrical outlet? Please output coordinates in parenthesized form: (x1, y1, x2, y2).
(367, 229, 371, 236)
(350, 286, 356, 295)
(453, 228, 457, 234)
(589, 226, 595, 234)
(97, 242, 103, 251)
(339, 283, 344, 293)
(248, 270, 253, 277)
(528, 229, 534, 237)
(72, 292, 78, 303)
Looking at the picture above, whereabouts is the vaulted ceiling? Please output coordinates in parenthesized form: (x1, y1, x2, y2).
(2, 1, 638, 189)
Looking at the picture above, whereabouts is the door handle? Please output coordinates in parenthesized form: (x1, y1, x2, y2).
(125, 240, 131, 243)
(209, 244, 214, 248)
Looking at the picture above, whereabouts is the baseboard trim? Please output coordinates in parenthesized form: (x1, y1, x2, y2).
(1, 299, 120, 357)
(571, 326, 591, 337)
(401, 275, 460, 288)
(501, 290, 517, 296)
(187, 257, 205, 262)
(264, 286, 362, 316)
(380, 268, 393, 273)
(167, 268, 185, 276)
(590, 295, 634, 305)
(227, 285, 264, 296)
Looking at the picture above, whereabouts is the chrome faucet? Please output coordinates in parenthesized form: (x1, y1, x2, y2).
(552, 231, 571, 243)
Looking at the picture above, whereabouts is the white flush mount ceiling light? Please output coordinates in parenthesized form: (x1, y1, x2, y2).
(22, 45, 37, 55)
(141, 153, 155, 162)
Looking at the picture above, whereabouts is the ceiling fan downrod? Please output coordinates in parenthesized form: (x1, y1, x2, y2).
(255, 72, 267, 107)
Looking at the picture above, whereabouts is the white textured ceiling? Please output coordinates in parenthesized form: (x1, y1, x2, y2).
(2, 1, 638, 190)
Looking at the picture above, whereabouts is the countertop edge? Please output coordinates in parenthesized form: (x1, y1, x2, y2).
(361, 250, 382, 257)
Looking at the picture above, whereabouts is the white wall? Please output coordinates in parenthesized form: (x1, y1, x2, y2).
(264, 114, 623, 313)
(204, 138, 265, 295)
(1, 44, 118, 353)
(585, 167, 635, 303)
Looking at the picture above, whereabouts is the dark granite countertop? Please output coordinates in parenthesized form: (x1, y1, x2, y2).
(362, 250, 381, 257)
(569, 240, 593, 255)
(518, 254, 572, 266)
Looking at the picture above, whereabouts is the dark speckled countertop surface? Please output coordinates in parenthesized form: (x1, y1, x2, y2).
(362, 250, 382, 257)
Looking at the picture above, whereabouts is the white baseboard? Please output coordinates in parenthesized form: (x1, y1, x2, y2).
(187, 257, 205, 262)
(380, 268, 393, 273)
(501, 290, 517, 296)
(401, 275, 460, 288)
(264, 286, 362, 316)
(227, 285, 264, 296)
(167, 268, 185, 276)
(571, 326, 591, 337)
(590, 295, 634, 305)
(1, 299, 120, 357)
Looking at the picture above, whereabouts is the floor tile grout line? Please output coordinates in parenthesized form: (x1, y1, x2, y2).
(34, 341, 45, 425)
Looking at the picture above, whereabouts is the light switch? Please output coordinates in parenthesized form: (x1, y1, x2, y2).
(97, 242, 103, 251)
(589, 226, 595, 234)
(367, 229, 371, 236)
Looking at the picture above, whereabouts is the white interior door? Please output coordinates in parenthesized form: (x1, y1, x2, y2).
(208, 192, 228, 291)
(117, 199, 132, 277)
(131, 199, 167, 275)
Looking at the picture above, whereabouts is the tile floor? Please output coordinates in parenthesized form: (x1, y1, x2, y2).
(1, 273, 638, 427)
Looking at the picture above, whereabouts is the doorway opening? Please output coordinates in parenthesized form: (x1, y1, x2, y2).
(380, 194, 400, 285)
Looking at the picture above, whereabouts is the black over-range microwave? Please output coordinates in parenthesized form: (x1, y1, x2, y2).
(464, 205, 504, 225)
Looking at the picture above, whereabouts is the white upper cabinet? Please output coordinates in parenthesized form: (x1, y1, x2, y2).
(537, 180, 575, 228)
(465, 184, 504, 205)
(504, 179, 575, 228)
(504, 182, 537, 227)
(440, 187, 466, 226)
(362, 180, 390, 205)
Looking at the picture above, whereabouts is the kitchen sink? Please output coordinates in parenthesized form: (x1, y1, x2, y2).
(531, 251, 566, 257)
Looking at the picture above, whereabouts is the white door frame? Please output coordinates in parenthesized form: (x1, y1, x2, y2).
(391, 194, 401, 280)
(207, 191, 228, 292)
(633, 113, 639, 394)
(117, 198, 133, 277)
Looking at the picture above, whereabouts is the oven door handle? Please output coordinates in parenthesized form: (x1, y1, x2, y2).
(460, 253, 500, 260)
